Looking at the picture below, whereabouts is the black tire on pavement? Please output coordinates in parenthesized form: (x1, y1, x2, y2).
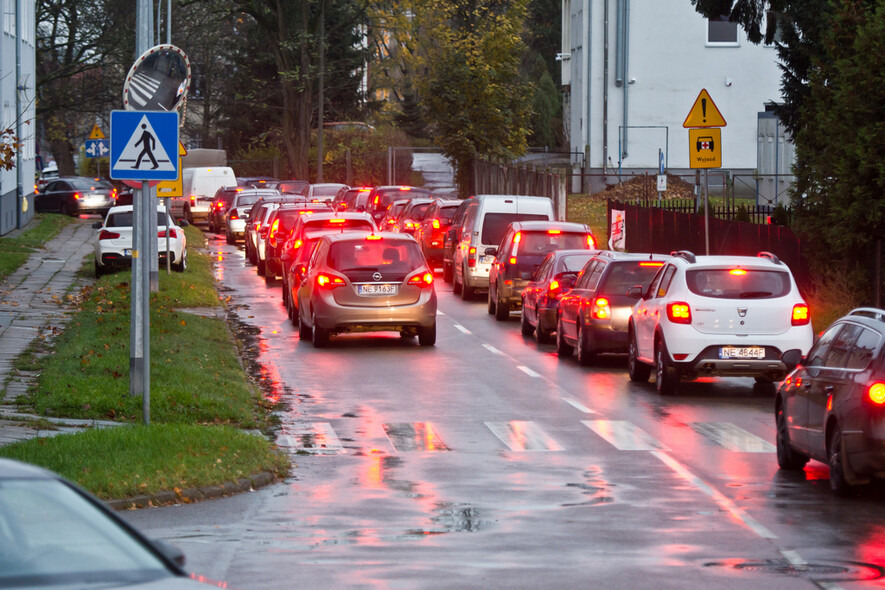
(257, 259, 266, 276)
(443, 261, 453, 283)
(655, 339, 680, 396)
(494, 291, 510, 321)
(312, 314, 330, 348)
(520, 306, 535, 336)
(776, 401, 809, 471)
(298, 310, 311, 340)
(452, 270, 462, 295)
(173, 251, 187, 273)
(556, 317, 574, 357)
(576, 323, 596, 366)
(487, 286, 496, 315)
(828, 426, 852, 496)
(627, 331, 652, 382)
(418, 323, 437, 346)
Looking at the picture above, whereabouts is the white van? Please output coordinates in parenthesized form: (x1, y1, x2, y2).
(452, 195, 555, 300)
(172, 166, 237, 223)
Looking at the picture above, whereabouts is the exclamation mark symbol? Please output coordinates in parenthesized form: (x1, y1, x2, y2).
(702, 98, 707, 123)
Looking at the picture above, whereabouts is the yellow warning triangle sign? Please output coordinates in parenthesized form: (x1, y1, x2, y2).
(683, 89, 727, 128)
(89, 124, 106, 139)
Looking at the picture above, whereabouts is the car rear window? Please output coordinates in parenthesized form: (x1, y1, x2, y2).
(70, 178, 106, 190)
(438, 205, 459, 224)
(106, 212, 168, 227)
(480, 213, 549, 245)
(277, 181, 309, 195)
(599, 261, 666, 297)
(304, 219, 374, 237)
(556, 253, 595, 273)
(375, 189, 430, 209)
(685, 269, 791, 299)
(406, 203, 432, 220)
(234, 194, 262, 207)
(327, 240, 425, 282)
(516, 231, 589, 256)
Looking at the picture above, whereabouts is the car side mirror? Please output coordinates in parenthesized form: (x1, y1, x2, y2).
(484, 247, 497, 256)
(628, 285, 644, 299)
(781, 349, 803, 372)
(92, 221, 103, 229)
(558, 273, 577, 289)
(178, 219, 189, 227)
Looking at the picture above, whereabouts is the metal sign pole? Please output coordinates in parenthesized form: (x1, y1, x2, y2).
(141, 180, 151, 424)
(129, 183, 144, 398)
(704, 168, 710, 255)
(165, 198, 171, 273)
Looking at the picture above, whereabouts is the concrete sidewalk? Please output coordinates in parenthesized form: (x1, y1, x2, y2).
(0, 218, 121, 446)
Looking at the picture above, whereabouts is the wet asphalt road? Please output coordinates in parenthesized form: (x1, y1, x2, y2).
(122, 232, 885, 589)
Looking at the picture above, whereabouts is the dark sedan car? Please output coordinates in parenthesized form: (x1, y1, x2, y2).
(414, 198, 461, 268)
(520, 249, 597, 344)
(35, 177, 117, 216)
(0, 458, 207, 588)
(775, 307, 885, 496)
(207, 186, 240, 233)
(556, 251, 668, 365)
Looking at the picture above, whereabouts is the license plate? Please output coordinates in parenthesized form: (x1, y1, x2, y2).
(124, 249, 132, 257)
(481, 255, 495, 264)
(358, 283, 397, 296)
(719, 346, 765, 359)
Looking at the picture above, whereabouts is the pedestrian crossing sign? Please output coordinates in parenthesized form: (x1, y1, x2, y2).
(110, 110, 179, 181)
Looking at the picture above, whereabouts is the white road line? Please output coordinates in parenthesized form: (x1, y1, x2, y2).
(277, 423, 344, 454)
(561, 397, 596, 414)
(483, 343, 502, 354)
(690, 422, 775, 452)
(453, 323, 470, 334)
(383, 422, 450, 452)
(517, 365, 541, 378)
(583, 420, 668, 451)
(485, 421, 564, 451)
(652, 450, 777, 540)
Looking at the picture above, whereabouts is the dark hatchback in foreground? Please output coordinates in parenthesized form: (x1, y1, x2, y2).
(0, 458, 208, 588)
(775, 307, 885, 496)
(35, 177, 117, 216)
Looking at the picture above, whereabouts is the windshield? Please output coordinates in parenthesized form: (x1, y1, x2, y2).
(685, 269, 791, 299)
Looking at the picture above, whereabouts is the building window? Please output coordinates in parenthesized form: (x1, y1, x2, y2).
(707, 12, 738, 46)
(764, 10, 784, 46)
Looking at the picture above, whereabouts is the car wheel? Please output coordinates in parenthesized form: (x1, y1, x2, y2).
(536, 317, 553, 344)
(576, 322, 596, 366)
(753, 376, 778, 395)
(461, 270, 475, 300)
(556, 317, 574, 357)
(173, 251, 187, 272)
(418, 323, 436, 346)
(655, 339, 679, 396)
(298, 309, 312, 340)
(209, 218, 216, 233)
(443, 261, 453, 283)
(452, 269, 462, 295)
(184, 206, 193, 225)
(94, 259, 104, 278)
(494, 290, 510, 321)
(776, 401, 809, 471)
(257, 259, 266, 276)
(226, 229, 234, 244)
(312, 312, 330, 348)
(520, 305, 535, 336)
(487, 286, 497, 315)
(60, 201, 71, 217)
(627, 330, 652, 382)
(828, 426, 852, 496)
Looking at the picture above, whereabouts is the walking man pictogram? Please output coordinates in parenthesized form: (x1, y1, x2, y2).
(133, 124, 159, 170)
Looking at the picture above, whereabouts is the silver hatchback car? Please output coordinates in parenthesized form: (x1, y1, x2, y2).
(296, 232, 438, 347)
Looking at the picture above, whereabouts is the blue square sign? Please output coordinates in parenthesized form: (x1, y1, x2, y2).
(110, 111, 179, 181)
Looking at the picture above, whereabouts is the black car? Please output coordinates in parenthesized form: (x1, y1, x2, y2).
(208, 186, 240, 233)
(775, 307, 885, 496)
(0, 458, 207, 588)
(35, 177, 118, 216)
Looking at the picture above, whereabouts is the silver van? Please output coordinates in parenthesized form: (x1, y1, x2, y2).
(452, 195, 555, 300)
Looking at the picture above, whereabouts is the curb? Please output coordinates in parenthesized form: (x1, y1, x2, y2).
(106, 471, 278, 510)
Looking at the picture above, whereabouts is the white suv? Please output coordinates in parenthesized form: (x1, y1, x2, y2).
(627, 251, 813, 395)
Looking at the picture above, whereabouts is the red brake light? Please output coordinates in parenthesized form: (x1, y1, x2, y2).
(190, 195, 196, 205)
(317, 273, 346, 288)
(366, 234, 382, 240)
(640, 261, 664, 267)
(468, 246, 477, 268)
(547, 279, 562, 299)
(587, 235, 596, 249)
(73, 193, 81, 200)
(792, 303, 810, 326)
(408, 272, 434, 287)
(432, 219, 440, 229)
(592, 297, 611, 319)
(730, 269, 748, 276)
(98, 230, 120, 240)
(547, 229, 561, 235)
(868, 383, 885, 405)
(158, 229, 178, 239)
(667, 302, 692, 324)
(230, 211, 239, 220)
(329, 218, 346, 224)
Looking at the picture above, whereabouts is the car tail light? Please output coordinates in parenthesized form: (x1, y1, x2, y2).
(547, 280, 562, 299)
(792, 303, 810, 326)
(230, 210, 239, 220)
(667, 302, 692, 324)
(640, 261, 664, 267)
(98, 230, 120, 240)
(509, 256, 517, 264)
(587, 235, 596, 249)
(317, 273, 346, 289)
(432, 219, 440, 229)
(868, 383, 885, 405)
(408, 272, 434, 287)
(158, 229, 178, 239)
(269, 219, 280, 245)
(292, 239, 303, 250)
(73, 192, 82, 200)
(329, 218, 346, 224)
(592, 297, 611, 319)
(190, 195, 196, 205)
(366, 234, 382, 241)
(468, 247, 476, 268)
(729, 268, 747, 276)
(405, 221, 416, 230)
(548, 229, 561, 235)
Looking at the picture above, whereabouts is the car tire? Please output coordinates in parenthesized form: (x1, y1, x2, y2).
(226, 230, 234, 245)
(418, 323, 437, 346)
(298, 310, 312, 340)
(776, 401, 809, 471)
(536, 317, 553, 344)
(452, 269, 462, 295)
(94, 259, 104, 278)
(576, 322, 596, 366)
(312, 314, 330, 348)
(520, 306, 535, 336)
(173, 251, 187, 273)
(627, 331, 652, 382)
(828, 426, 852, 496)
(257, 259, 266, 276)
(184, 206, 193, 225)
(443, 261, 453, 283)
(655, 338, 680, 396)
(494, 290, 510, 321)
(556, 317, 574, 357)
(60, 201, 71, 217)
(487, 285, 496, 315)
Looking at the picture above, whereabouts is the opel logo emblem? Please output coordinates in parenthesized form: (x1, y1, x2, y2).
(738, 308, 748, 317)
(373, 272, 383, 281)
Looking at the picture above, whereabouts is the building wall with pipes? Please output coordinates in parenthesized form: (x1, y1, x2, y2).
(561, 0, 783, 173)
(0, 0, 37, 234)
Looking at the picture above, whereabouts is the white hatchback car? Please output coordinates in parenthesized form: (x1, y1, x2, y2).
(627, 251, 813, 395)
(93, 205, 188, 277)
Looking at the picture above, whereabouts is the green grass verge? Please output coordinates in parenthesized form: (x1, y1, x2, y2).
(0, 214, 77, 282)
(1, 224, 290, 498)
(0, 424, 289, 499)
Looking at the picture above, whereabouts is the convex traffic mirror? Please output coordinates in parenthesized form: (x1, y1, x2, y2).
(123, 44, 190, 113)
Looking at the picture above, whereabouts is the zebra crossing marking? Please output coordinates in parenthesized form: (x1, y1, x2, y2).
(485, 421, 563, 451)
(583, 420, 668, 451)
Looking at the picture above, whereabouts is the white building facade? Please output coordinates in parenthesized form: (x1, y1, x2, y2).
(562, 0, 790, 194)
(1, 0, 37, 234)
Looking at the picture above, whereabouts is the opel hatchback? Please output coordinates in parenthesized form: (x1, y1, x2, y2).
(296, 232, 437, 347)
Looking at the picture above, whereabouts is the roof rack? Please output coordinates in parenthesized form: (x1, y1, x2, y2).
(670, 250, 696, 263)
(757, 251, 782, 265)
(848, 308, 885, 322)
